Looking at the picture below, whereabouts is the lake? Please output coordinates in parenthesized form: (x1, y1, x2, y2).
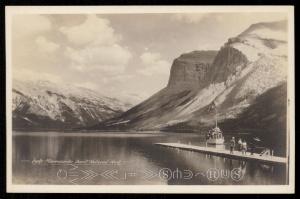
(12, 131, 287, 185)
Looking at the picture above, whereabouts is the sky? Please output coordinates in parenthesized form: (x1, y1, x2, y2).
(11, 12, 287, 104)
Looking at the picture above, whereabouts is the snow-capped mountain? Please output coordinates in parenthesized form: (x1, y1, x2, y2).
(92, 20, 288, 154)
(12, 79, 132, 130)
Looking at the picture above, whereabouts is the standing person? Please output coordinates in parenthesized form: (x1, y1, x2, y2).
(238, 138, 243, 151)
(230, 137, 235, 154)
(205, 132, 210, 147)
(242, 140, 247, 155)
(206, 132, 210, 141)
(249, 141, 255, 155)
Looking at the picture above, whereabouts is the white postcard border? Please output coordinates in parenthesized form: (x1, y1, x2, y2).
(5, 5, 295, 193)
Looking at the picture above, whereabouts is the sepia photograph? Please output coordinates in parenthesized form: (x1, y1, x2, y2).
(5, 6, 295, 193)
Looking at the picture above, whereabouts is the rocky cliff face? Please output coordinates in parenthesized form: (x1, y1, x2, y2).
(12, 80, 131, 130)
(93, 19, 288, 151)
(167, 51, 217, 89)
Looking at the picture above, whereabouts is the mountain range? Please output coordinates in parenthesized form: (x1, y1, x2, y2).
(91, 20, 288, 155)
(12, 80, 132, 130)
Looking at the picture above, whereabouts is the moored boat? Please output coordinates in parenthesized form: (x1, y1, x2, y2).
(206, 126, 225, 145)
(205, 102, 224, 145)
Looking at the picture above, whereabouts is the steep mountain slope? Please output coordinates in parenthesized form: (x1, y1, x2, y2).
(163, 82, 287, 156)
(93, 20, 288, 135)
(12, 80, 132, 130)
(222, 83, 287, 156)
(188, 20, 288, 126)
(92, 50, 218, 130)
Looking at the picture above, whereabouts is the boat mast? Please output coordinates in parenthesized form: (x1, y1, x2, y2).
(215, 104, 218, 128)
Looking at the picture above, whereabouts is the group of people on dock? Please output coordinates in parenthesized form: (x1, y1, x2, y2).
(206, 129, 222, 139)
(230, 137, 254, 155)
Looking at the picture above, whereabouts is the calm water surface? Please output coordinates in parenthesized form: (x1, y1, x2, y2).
(12, 131, 287, 185)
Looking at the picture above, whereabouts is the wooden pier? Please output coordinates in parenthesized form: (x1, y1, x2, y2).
(155, 143, 287, 165)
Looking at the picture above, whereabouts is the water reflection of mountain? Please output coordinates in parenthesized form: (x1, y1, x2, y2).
(13, 133, 286, 185)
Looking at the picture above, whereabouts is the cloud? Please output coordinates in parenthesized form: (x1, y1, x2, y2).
(171, 13, 287, 26)
(13, 15, 52, 39)
(171, 13, 208, 23)
(74, 81, 99, 90)
(110, 74, 134, 83)
(198, 42, 222, 51)
(65, 44, 131, 72)
(60, 15, 120, 46)
(13, 68, 62, 83)
(139, 52, 170, 76)
(60, 15, 132, 73)
(35, 36, 60, 53)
